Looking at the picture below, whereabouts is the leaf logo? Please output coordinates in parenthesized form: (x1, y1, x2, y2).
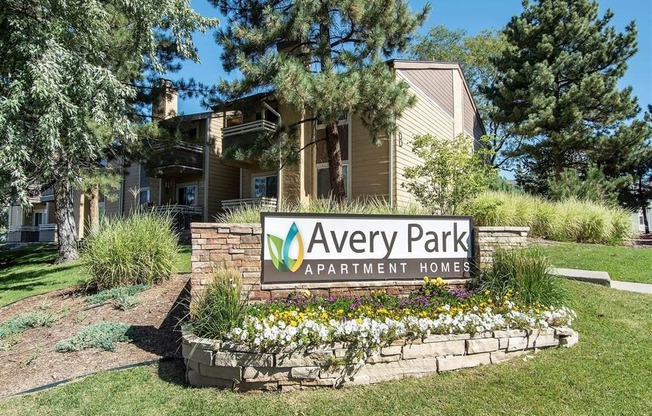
(267, 222, 304, 272)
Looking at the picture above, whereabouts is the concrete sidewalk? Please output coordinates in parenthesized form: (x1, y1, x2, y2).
(552, 267, 652, 294)
(610, 281, 652, 295)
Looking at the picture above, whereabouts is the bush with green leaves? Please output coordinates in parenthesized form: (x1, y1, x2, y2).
(402, 134, 495, 215)
(479, 247, 566, 306)
(81, 211, 178, 289)
(189, 268, 247, 340)
(461, 191, 634, 245)
(55, 322, 133, 352)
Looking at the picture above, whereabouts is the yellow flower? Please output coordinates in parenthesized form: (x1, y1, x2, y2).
(423, 276, 429, 283)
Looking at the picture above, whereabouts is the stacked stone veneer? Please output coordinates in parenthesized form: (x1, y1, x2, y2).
(183, 327, 578, 391)
(474, 226, 529, 267)
(190, 223, 530, 302)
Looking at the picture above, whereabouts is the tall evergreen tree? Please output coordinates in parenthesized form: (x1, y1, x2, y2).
(0, 0, 215, 263)
(213, 0, 428, 203)
(484, 0, 639, 184)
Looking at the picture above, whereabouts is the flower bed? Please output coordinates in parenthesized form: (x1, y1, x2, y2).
(185, 278, 578, 391)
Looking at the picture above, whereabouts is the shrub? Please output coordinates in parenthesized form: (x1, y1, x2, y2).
(81, 211, 179, 289)
(479, 247, 566, 306)
(217, 198, 427, 223)
(0, 312, 56, 350)
(55, 322, 133, 352)
(86, 285, 149, 310)
(189, 268, 246, 340)
(461, 191, 634, 245)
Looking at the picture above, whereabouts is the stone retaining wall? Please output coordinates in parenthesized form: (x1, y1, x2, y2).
(190, 223, 530, 303)
(183, 326, 578, 391)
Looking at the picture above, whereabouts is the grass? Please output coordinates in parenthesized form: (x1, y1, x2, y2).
(537, 242, 652, 284)
(1, 281, 650, 415)
(0, 244, 192, 308)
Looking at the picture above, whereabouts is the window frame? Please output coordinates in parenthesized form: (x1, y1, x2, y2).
(176, 183, 198, 206)
(251, 172, 279, 199)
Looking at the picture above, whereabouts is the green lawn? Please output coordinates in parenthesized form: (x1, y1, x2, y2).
(1, 280, 650, 415)
(0, 245, 191, 308)
(536, 242, 652, 284)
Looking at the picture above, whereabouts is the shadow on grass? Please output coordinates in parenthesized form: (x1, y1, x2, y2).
(0, 245, 58, 270)
(126, 277, 191, 388)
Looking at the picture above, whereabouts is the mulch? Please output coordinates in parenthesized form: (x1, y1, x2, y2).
(0, 274, 190, 398)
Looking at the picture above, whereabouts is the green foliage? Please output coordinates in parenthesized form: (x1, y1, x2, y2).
(55, 322, 133, 352)
(0, 0, 215, 263)
(479, 248, 566, 306)
(486, 0, 639, 186)
(547, 167, 625, 205)
(402, 134, 495, 214)
(462, 191, 634, 245)
(86, 285, 149, 310)
(81, 211, 178, 289)
(0, 312, 56, 350)
(217, 198, 427, 224)
(189, 268, 246, 340)
(214, 0, 429, 201)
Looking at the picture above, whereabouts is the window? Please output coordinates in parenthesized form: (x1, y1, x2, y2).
(252, 174, 278, 198)
(317, 164, 348, 199)
(177, 185, 197, 205)
(316, 112, 349, 128)
(33, 212, 44, 227)
(139, 188, 151, 206)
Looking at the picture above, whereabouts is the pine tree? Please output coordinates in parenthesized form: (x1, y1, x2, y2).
(213, 0, 428, 203)
(485, 0, 639, 183)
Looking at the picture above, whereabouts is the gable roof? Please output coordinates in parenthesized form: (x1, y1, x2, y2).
(388, 60, 487, 136)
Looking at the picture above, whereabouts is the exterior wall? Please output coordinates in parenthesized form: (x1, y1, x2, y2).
(349, 115, 390, 201)
(398, 68, 454, 117)
(183, 326, 578, 391)
(190, 223, 529, 303)
(207, 116, 240, 219)
(121, 161, 142, 214)
(394, 74, 456, 207)
(474, 226, 530, 267)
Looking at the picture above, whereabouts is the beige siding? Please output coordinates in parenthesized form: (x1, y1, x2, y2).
(398, 69, 454, 118)
(463, 86, 485, 142)
(394, 76, 455, 207)
(207, 115, 240, 218)
(121, 161, 141, 214)
(8, 206, 23, 227)
(47, 203, 56, 223)
(349, 115, 390, 201)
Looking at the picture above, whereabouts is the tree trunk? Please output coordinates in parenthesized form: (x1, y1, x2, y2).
(639, 178, 650, 234)
(326, 121, 346, 204)
(88, 183, 100, 235)
(53, 175, 79, 264)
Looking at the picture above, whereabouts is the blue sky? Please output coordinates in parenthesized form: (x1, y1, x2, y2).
(175, 0, 652, 116)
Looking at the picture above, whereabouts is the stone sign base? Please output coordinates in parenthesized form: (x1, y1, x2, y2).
(183, 327, 578, 392)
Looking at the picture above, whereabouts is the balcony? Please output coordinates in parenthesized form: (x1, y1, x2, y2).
(7, 224, 57, 243)
(147, 204, 203, 232)
(221, 120, 277, 166)
(221, 197, 278, 211)
(145, 142, 204, 177)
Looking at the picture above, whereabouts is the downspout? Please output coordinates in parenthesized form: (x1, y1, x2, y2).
(203, 116, 210, 221)
(389, 131, 394, 209)
(263, 102, 282, 211)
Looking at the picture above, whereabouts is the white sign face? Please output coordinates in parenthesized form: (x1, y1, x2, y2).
(261, 213, 473, 285)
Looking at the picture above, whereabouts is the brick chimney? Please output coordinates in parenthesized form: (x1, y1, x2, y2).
(152, 79, 178, 120)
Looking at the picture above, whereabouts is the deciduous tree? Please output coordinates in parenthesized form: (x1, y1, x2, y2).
(0, 0, 214, 262)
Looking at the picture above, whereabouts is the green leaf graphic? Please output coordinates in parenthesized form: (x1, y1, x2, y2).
(267, 234, 287, 272)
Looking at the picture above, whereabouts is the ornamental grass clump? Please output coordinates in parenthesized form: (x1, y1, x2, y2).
(189, 268, 247, 340)
(81, 211, 178, 289)
(461, 191, 634, 245)
(480, 247, 566, 306)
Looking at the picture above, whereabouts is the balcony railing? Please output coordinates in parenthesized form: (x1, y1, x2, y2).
(148, 204, 203, 216)
(145, 142, 204, 177)
(222, 120, 277, 138)
(7, 224, 57, 243)
(221, 197, 278, 211)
